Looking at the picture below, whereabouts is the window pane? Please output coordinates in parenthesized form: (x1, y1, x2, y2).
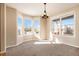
(61, 15, 74, 35)
(17, 16, 22, 35)
(52, 19, 60, 35)
(24, 19, 32, 35)
(34, 20, 40, 34)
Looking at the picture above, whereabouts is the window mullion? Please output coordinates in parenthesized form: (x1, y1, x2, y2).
(60, 17, 62, 35)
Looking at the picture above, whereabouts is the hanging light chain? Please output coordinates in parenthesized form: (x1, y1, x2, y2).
(42, 3, 49, 19)
(44, 3, 47, 15)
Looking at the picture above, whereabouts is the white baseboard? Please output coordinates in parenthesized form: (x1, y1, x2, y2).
(6, 45, 17, 48)
(63, 42, 79, 48)
(6, 39, 36, 49)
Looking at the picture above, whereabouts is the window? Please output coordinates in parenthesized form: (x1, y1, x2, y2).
(17, 16, 22, 35)
(52, 19, 60, 35)
(61, 15, 74, 36)
(34, 20, 40, 34)
(52, 15, 74, 36)
(24, 18, 32, 35)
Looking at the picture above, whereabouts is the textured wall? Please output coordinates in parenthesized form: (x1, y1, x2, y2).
(6, 6, 17, 48)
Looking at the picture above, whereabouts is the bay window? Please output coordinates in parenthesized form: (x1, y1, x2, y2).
(34, 20, 40, 35)
(24, 18, 32, 35)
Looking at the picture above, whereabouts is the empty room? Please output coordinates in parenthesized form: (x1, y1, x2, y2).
(1, 3, 79, 56)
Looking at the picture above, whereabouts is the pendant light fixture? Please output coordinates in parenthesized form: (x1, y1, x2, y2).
(41, 3, 49, 19)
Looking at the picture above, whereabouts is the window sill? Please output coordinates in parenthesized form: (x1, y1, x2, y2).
(53, 34, 75, 38)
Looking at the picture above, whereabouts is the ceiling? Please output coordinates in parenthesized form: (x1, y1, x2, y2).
(6, 3, 79, 16)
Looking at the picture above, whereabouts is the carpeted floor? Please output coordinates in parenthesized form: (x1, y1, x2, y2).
(6, 40, 79, 56)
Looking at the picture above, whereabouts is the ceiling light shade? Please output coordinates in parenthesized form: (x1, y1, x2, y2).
(41, 3, 49, 19)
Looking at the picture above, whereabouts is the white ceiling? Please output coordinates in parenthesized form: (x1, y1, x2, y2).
(6, 3, 79, 16)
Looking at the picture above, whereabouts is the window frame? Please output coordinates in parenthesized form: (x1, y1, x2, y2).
(51, 11, 75, 37)
(23, 17, 33, 36)
(61, 15, 74, 36)
(33, 19, 40, 35)
(52, 18, 61, 35)
(33, 17, 40, 39)
(17, 16, 23, 36)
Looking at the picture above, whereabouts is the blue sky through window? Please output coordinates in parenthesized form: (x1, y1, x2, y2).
(34, 20, 40, 29)
(17, 17, 40, 29)
(17, 16, 22, 29)
(62, 17, 74, 26)
(52, 16, 74, 31)
(24, 19, 32, 28)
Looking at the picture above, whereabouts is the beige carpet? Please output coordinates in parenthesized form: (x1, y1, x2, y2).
(6, 40, 79, 56)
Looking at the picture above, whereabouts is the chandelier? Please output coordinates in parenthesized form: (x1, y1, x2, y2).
(42, 3, 48, 19)
(42, 3, 49, 19)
